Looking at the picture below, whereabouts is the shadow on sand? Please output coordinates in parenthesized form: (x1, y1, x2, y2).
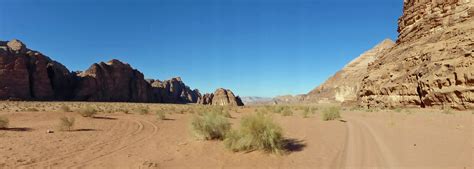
(0, 127, 34, 132)
(93, 116, 117, 120)
(72, 128, 100, 132)
(283, 138, 307, 153)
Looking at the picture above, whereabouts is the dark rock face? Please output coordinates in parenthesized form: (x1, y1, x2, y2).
(73, 59, 153, 102)
(198, 88, 244, 106)
(148, 77, 201, 103)
(0, 39, 246, 105)
(0, 39, 74, 100)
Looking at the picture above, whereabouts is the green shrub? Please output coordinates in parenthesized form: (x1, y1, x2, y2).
(156, 111, 166, 120)
(60, 104, 72, 112)
(137, 106, 149, 115)
(191, 111, 231, 140)
(58, 116, 75, 131)
(0, 116, 9, 129)
(281, 109, 293, 116)
(79, 106, 97, 117)
(224, 113, 284, 154)
(394, 107, 402, 113)
(26, 108, 39, 112)
(301, 109, 311, 118)
(322, 106, 341, 121)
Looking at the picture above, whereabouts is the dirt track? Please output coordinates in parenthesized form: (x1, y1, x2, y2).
(0, 103, 472, 169)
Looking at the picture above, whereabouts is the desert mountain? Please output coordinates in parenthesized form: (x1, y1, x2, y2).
(359, 0, 473, 110)
(0, 39, 242, 105)
(240, 96, 274, 105)
(198, 88, 244, 106)
(304, 39, 395, 104)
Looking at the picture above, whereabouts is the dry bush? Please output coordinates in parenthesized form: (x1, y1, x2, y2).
(224, 113, 284, 154)
(191, 111, 231, 140)
(322, 106, 341, 121)
(281, 108, 293, 116)
(79, 106, 97, 117)
(60, 104, 72, 112)
(58, 116, 75, 131)
(137, 106, 150, 115)
(26, 108, 39, 112)
(0, 116, 9, 129)
(156, 110, 166, 120)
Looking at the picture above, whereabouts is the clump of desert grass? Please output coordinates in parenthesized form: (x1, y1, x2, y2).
(191, 111, 231, 140)
(441, 107, 453, 115)
(0, 116, 9, 129)
(156, 110, 166, 120)
(78, 106, 97, 118)
(137, 106, 150, 115)
(58, 116, 75, 131)
(322, 106, 341, 121)
(60, 104, 72, 112)
(224, 113, 285, 154)
(281, 108, 293, 116)
(26, 107, 39, 112)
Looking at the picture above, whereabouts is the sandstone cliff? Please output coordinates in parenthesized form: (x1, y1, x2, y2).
(359, 0, 473, 109)
(0, 39, 241, 105)
(0, 39, 74, 100)
(305, 39, 395, 104)
(198, 88, 244, 106)
(73, 59, 153, 102)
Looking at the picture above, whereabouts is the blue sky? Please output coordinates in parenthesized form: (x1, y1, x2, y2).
(0, 0, 402, 97)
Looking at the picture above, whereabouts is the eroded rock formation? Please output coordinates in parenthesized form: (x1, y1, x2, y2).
(358, 0, 473, 109)
(0, 39, 241, 105)
(148, 77, 201, 103)
(198, 88, 244, 106)
(0, 39, 74, 100)
(305, 39, 395, 104)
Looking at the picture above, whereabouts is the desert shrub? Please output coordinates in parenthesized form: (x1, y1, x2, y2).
(0, 116, 9, 129)
(79, 106, 97, 117)
(58, 116, 75, 131)
(394, 107, 402, 113)
(26, 108, 39, 112)
(137, 106, 149, 115)
(281, 109, 293, 116)
(224, 113, 284, 154)
(60, 104, 72, 112)
(442, 107, 453, 115)
(156, 111, 166, 120)
(301, 109, 311, 118)
(322, 106, 341, 121)
(191, 111, 231, 140)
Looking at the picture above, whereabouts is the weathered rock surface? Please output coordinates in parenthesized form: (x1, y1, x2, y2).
(304, 39, 395, 104)
(198, 88, 244, 106)
(358, 0, 473, 109)
(73, 59, 153, 102)
(0, 39, 74, 100)
(148, 77, 201, 103)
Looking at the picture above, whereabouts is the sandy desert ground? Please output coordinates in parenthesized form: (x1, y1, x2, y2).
(0, 102, 472, 169)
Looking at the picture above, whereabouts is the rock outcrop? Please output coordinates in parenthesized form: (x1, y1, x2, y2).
(73, 59, 153, 102)
(358, 0, 473, 109)
(198, 88, 244, 106)
(304, 39, 395, 104)
(0, 39, 243, 105)
(148, 77, 201, 103)
(0, 39, 74, 100)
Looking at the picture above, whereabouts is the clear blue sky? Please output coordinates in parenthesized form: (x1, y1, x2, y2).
(0, 0, 402, 97)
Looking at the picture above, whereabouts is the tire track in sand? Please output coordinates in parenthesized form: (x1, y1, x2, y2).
(67, 118, 158, 168)
(19, 117, 146, 168)
(338, 117, 397, 169)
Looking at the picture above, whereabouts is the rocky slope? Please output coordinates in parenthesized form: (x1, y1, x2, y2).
(305, 39, 395, 104)
(198, 88, 244, 106)
(359, 0, 473, 109)
(0, 39, 75, 101)
(0, 39, 240, 105)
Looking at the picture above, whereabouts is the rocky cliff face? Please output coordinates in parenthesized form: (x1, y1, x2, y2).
(148, 77, 201, 103)
(198, 88, 244, 106)
(0, 39, 74, 100)
(398, 0, 473, 43)
(73, 59, 153, 102)
(0, 39, 242, 104)
(305, 39, 395, 104)
(359, 0, 473, 109)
